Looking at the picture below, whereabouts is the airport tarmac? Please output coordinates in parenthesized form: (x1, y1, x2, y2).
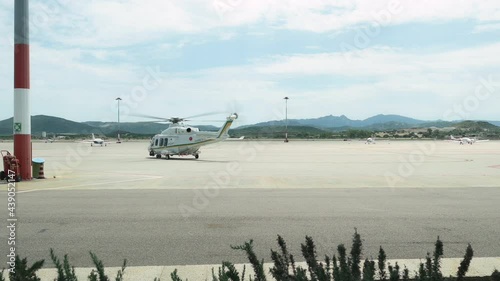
(0, 140, 499, 271)
(2, 139, 500, 191)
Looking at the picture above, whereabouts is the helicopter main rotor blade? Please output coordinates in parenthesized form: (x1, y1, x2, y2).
(189, 120, 226, 122)
(130, 113, 170, 121)
(131, 111, 228, 123)
(184, 111, 226, 120)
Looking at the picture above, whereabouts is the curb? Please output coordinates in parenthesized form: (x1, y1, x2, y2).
(5, 257, 498, 281)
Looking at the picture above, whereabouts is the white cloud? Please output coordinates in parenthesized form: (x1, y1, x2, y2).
(256, 43, 500, 78)
(13, 0, 500, 48)
(473, 22, 500, 33)
(112, 42, 500, 123)
(2, 40, 500, 123)
(190, 0, 500, 33)
(250, 43, 500, 121)
(1, 1, 500, 124)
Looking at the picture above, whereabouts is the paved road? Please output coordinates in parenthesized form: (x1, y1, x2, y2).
(1, 187, 499, 268)
(1, 141, 499, 268)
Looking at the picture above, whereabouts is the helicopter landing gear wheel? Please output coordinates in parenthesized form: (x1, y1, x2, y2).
(195, 154, 199, 159)
(149, 151, 155, 156)
(166, 155, 170, 160)
(156, 154, 162, 159)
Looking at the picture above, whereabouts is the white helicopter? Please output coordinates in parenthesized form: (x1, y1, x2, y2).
(141, 113, 238, 159)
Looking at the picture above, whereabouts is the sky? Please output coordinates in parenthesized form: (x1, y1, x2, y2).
(1, 0, 500, 126)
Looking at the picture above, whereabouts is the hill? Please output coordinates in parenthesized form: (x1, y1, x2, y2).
(229, 125, 328, 139)
(454, 120, 499, 131)
(254, 114, 427, 129)
(0, 115, 97, 136)
(0, 115, 498, 138)
(0, 115, 220, 136)
(362, 114, 425, 126)
(294, 115, 358, 128)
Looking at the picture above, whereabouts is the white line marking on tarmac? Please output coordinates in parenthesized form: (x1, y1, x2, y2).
(17, 176, 163, 194)
(64, 171, 165, 177)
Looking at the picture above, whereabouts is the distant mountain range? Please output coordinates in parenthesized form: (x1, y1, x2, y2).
(0, 114, 499, 136)
(0, 115, 219, 136)
(246, 114, 500, 131)
(0, 116, 96, 135)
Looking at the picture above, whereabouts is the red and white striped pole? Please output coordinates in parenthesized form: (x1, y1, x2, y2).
(14, 0, 32, 180)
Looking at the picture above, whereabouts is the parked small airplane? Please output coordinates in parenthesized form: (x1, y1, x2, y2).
(83, 134, 110, 146)
(450, 135, 489, 145)
(365, 137, 376, 144)
(44, 134, 66, 143)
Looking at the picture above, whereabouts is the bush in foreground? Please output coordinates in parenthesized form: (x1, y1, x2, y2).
(1, 251, 125, 281)
(0, 230, 494, 281)
(200, 230, 472, 281)
(491, 270, 500, 281)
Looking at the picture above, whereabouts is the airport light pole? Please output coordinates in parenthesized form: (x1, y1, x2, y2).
(116, 97, 122, 143)
(284, 96, 289, 142)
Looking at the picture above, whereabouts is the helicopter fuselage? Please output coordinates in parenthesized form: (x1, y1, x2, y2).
(148, 113, 237, 159)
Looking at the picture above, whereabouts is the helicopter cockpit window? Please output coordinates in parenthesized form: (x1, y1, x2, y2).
(154, 138, 159, 147)
(164, 138, 168, 146)
(160, 138, 164, 147)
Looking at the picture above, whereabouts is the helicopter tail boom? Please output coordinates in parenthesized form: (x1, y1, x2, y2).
(216, 113, 238, 139)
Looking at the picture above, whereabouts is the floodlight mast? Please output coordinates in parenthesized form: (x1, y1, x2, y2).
(284, 97, 289, 142)
(116, 97, 122, 143)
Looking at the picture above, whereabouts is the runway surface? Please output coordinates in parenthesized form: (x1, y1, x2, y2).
(0, 140, 499, 268)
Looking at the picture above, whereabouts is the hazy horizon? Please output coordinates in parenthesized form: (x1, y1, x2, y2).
(2, 113, 500, 128)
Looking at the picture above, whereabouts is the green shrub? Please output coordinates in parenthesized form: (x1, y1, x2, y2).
(491, 270, 500, 281)
(8, 256, 44, 281)
(87, 252, 126, 281)
(378, 247, 387, 281)
(0, 230, 491, 281)
(456, 244, 473, 281)
(388, 263, 400, 281)
(270, 235, 296, 280)
(211, 262, 247, 281)
(350, 230, 362, 281)
(48, 250, 126, 281)
(173, 231, 478, 281)
(361, 259, 375, 281)
(231, 240, 266, 281)
(50, 249, 77, 281)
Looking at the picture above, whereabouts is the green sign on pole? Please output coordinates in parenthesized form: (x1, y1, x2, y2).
(14, 123, 22, 132)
